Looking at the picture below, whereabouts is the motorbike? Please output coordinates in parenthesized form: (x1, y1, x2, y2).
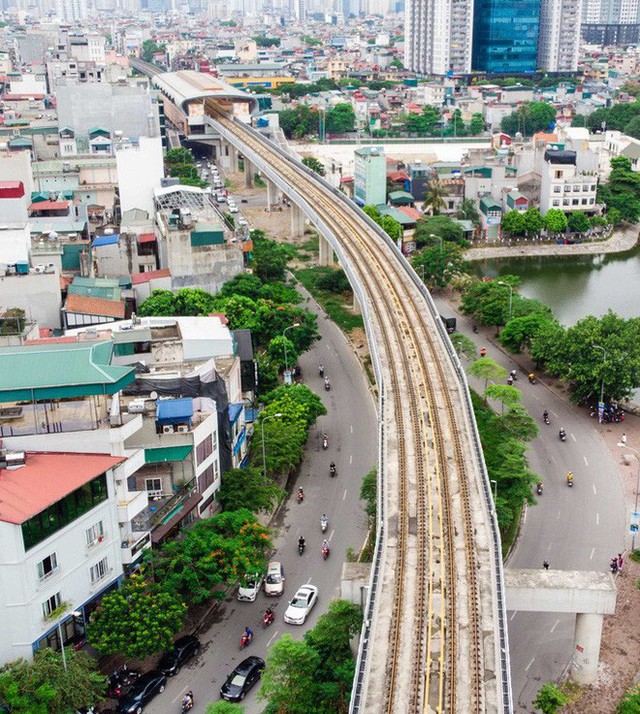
(181, 697, 194, 713)
(107, 665, 140, 698)
(329, 463, 336, 477)
(536, 483, 543, 496)
(559, 430, 566, 442)
(322, 545, 330, 560)
(507, 377, 514, 386)
(543, 414, 550, 425)
(320, 516, 328, 533)
(528, 374, 537, 384)
(567, 475, 574, 488)
(510, 371, 518, 382)
(263, 610, 275, 628)
(240, 631, 253, 650)
(324, 378, 331, 391)
(322, 436, 328, 450)
(319, 366, 324, 378)
(472, 324, 478, 334)
(298, 540, 305, 555)
(297, 489, 304, 503)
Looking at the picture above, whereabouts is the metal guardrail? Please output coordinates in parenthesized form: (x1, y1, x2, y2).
(195, 112, 512, 713)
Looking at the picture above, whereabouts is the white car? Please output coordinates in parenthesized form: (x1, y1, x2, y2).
(228, 204, 239, 214)
(215, 191, 227, 203)
(238, 573, 263, 602)
(237, 215, 248, 227)
(283, 584, 318, 625)
(264, 561, 285, 596)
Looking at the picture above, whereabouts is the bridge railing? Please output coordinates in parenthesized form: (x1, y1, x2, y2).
(208, 114, 512, 714)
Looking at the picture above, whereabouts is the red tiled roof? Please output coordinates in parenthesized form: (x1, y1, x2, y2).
(137, 233, 156, 244)
(0, 181, 25, 199)
(130, 268, 171, 284)
(64, 294, 126, 318)
(398, 206, 422, 221)
(60, 275, 73, 290)
(26, 336, 80, 345)
(28, 200, 70, 211)
(0, 452, 124, 524)
(388, 170, 409, 182)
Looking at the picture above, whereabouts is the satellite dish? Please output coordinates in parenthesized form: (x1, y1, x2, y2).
(48, 231, 58, 240)
(150, 391, 158, 400)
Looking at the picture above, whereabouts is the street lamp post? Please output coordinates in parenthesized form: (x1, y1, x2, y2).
(617, 442, 640, 552)
(282, 323, 300, 381)
(497, 281, 514, 320)
(592, 344, 607, 415)
(429, 233, 443, 251)
(261, 413, 283, 479)
(490, 479, 498, 502)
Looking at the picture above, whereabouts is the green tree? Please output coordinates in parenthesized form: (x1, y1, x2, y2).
(456, 198, 481, 225)
(267, 335, 299, 372)
(141, 39, 166, 64)
(544, 209, 568, 235)
(262, 384, 327, 426)
(571, 113, 587, 127)
(485, 384, 522, 413)
(253, 35, 281, 47)
(501, 101, 557, 136)
(423, 177, 447, 215)
(216, 273, 264, 301)
(501, 210, 526, 237)
(302, 156, 326, 175)
(494, 405, 539, 441)
(618, 686, 640, 714)
(315, 268, 351, 293)
(251, 235, 289, 282)
(259, 635, 321, 712)
(254, 416, 306, 474)
(218, 467, 285, 513)
(469, 112, 485, 135)
(522, 207, 545, 237)
(87, 577, 187, 658)
(206, 702, 245, 714)
(164, 147, 193, 166)
(468, 357, 508, 393)
(325, 103, 356, 134)
(500, 313, 557, 353)
(139, 289, 177, 316)
(624, 115, 640, 139)
(0, 648, 106, 714)
(568, 211, 590, 234)
(151, 510, 271, 603)
(450, 332, 476, 360)
(414, 214, 465, 247)
(278, 105, 319, 139)
(360, 468, 377, 521)
(412, 242, 468, 290)
(461, 276, 520, 329)
(256, 353, 280, 395)
(532, 682, 569, 714)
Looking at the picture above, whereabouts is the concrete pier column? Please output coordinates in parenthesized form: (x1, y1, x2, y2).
(570, 612, 604, 684)
(290, 204, 305, 238)
(219, 140, 232, 170)
(244, 159, 253, 188)
(318, 234, 334, 266)
(229, 144, 239, 172)
(352, 290, 361, 315)
(267, 180, 278, 211)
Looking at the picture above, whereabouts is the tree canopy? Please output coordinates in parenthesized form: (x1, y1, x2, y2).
(218, 467, 285, 513)
(302, 156, 326, 176)
(414, 214, 465, 247)
(411, 242, 469, 290)
(598, 155, 640, 223)
(501, 101, 557, 136)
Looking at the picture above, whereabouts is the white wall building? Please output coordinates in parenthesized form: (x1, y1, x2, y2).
(0, 451, 125, 664)
(116, 136, 164, 216)
(538, 0, 582, 72)
(55, 0, 88, 21)
(539, 149, 599, 214)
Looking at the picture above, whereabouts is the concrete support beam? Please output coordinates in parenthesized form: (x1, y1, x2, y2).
(267, 180, 279, 211)
(318, 234, 334, 266)
(244, 159, 253, 188)
(290, 204, 306, 238)
(571, 612, 604, 684)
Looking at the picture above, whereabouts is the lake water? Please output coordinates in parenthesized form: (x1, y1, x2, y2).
(475, 244, 640, 327)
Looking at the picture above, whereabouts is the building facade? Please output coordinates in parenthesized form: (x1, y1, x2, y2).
(353, 146, 386, 206)
(472, 0, 541, 73)
(538, 0, 582, 72)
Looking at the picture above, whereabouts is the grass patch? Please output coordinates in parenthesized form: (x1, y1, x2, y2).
(363, 354, 375, 387)
(254, 174, 266, 188)
(294, 268, 364, 333)
(629, 549, 640, 564)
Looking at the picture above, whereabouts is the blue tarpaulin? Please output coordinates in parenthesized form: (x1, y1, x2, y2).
(228, 402, 243, 425)
(233, 427, 246, 456)
(156, 398, 194, 423)
(92, 234, 119, 248)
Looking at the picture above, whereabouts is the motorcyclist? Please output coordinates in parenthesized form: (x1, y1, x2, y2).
(510, 369, 517, 380)
(297, 487, 304, 501)
(322, 539, 329, 553)
(536, 482, 543, 494)
(320, 513, 328, 528)
(319, 364, 324, 377)
(559, 427, 566, 439)
(543, 410, 549, 422)
(181, 691, 194, 710)
(567, 471, 573, 483)
(298, 535, 306, 550)
(265, 607, 274, 621)
(330, 461, 336, 473)
(528, 373, 536, 384)
(244, 626, 253, 641)
(480, 347, 487, 357)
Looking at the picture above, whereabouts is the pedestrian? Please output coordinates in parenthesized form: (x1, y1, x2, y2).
(543, 560, 549, 570)
(618, 553, 624, 572)
(610, 558, 618, 575)
(621, 433, 627, 445)
(480, 347, 487, 358)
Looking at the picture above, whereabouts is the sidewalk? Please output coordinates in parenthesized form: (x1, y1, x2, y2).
(464, 225, 639, 262)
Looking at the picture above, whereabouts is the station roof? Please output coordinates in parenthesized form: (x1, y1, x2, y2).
(0, 452, 125, 525)
(0, 341, 135, 402)
(151, 70, 258, 115)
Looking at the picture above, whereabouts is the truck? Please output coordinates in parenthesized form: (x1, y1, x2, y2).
(440, 314, 457, 334)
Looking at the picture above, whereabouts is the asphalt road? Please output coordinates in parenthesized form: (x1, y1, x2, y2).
(433, 298, 626, 713)
(150, 286, 377, 714)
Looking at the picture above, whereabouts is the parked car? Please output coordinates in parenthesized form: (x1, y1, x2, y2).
(220, 656, 265, 702)
(264, 561, 284, 596)
(116, 670, 167, 713)
(237, 215, 248, 227)
(215, 191, 226, 202)
(228, 203, 239, 213)
(283, 584, 318, 625)
(238, 573, 263, 602)
(158, 634, 201, 676)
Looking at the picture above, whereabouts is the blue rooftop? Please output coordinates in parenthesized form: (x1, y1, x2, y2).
(156, 398, 194, 423)
(228, 402, 243, 424)
(92, 234, 120, 248)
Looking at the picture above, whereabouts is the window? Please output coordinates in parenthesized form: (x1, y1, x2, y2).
(572, 199, 579, 206)
(85, 521, 104, 549)
(589, 198, 595, 204)
(37, 553, 58, 581)
(582, 198, 588, 205)
(555, 170, 563, 178)
(145, 478, 162, 495)
(42, 592, 61, 618)
(198, 464, 214, 493)
(553, 186, 561, 193)
(563, 199, 570, 206)
(591, 185, 596, 191)
(22, 473, 108, 551)
(552, 200, 560, 206)
(89, 557, 109, 585)
(196, 435, 213, 465)
(212, 429, 218, 452)
(573, 185, 580, 192)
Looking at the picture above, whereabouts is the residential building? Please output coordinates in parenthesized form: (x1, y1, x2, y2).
(537, 0, 582, 73)
(353, 146, 386, 206)
(472, 0, 541, 74)
(479, 195, 503, 240)
(0, 450, 126, 664)
(539, 149, 599, 214)
(582, 0, 640, 44)
(404, 0, 473, 75)
(55, 0, 88, 21)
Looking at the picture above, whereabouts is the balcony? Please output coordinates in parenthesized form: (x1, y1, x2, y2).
(36, 566, 61, 589)
(117, 489, 149, 523)
(120, 532, 151, 565)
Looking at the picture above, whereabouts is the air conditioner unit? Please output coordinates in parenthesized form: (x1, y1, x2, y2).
(162, 424, 175, 434)
(127, 399, 146, 413)
(177, 424, 189, 433)
(34, 264, 46, 273)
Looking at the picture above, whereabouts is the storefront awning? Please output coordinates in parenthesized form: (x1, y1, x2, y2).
(151, 493, 202, 545)
(145, 446, 193, 464)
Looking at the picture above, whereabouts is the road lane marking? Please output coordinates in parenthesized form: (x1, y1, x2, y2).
(343, 489, 347, 500)
(550, 619, 560, 634)
(551, 411, 559, 418)
(593, 484, 597, 495)
(590, 547, 595, 560)
(172, 688, 189, 703)
(583, 456, 589, 466)
(525, 657, 535, 672)
(350, 454, 353, 464)
(596, 512, 600, 526)
(557, 511, 561, 520)
(350, 424, 353, 434)
(267, 630, 280, 646)
(571, 433, 577, 441)
(306, 576, 313, 584)
(510, 611, 518, 621)
(329, 529, 335, 540)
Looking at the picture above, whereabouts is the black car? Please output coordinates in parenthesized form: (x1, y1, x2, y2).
(220, 656, 265, 702)
(158, 634, 201, 676)
(116, 670, 167, 713)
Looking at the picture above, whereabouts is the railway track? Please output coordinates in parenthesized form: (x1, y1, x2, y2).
(204, 103, 489, 711)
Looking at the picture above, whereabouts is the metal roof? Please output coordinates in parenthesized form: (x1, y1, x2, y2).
(145, 445, 193, 463)
(0, 341, 135, 402)
(92, 234, 120, 247)
(156, 398, 194, 422)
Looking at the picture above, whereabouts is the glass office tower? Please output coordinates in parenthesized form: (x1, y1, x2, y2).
(472, 0, 541, 74)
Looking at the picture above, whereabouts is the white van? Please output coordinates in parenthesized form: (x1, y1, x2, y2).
(264, 561, 285, 596)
